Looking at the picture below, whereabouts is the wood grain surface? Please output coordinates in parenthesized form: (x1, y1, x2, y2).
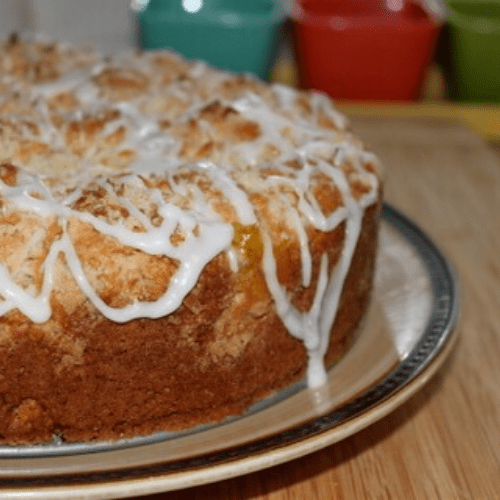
(132, 116, 500, 500)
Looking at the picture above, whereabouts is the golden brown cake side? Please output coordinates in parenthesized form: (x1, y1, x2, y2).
(0, 36, 383, 444)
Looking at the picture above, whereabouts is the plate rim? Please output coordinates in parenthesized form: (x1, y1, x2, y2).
(0, 204, 460, 497)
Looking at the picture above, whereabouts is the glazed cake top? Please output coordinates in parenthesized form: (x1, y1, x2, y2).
(0, 35, 381, 386)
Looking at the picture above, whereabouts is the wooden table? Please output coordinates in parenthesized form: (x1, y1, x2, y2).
(129, 112, 500, 500)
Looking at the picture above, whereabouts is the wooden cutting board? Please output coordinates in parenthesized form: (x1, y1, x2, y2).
(133, 115, 500, 500)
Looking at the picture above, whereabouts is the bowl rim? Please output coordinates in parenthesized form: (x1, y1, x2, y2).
(140, 0, 286, 26)
(446, 0, 500, 33)
(291, 3, 441, 29)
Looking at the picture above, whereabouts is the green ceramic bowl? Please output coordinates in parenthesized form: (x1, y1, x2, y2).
(444, 1, 500, 102)
(136, 0, 286, 80)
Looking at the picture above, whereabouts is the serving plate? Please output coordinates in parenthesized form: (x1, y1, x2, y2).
(0, 204, 459, 499)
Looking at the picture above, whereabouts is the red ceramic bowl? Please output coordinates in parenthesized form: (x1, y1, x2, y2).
(292, 0, 441, 100)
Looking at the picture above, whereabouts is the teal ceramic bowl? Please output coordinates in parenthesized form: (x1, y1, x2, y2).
(443, 1, 500, 102)
(136, 0, 286, 80)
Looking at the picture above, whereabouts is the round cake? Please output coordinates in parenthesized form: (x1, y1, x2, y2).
(0, 35, 382, 444)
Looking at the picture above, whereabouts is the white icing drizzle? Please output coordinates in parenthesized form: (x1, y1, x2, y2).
(0, 44, 381, 387)
(284, 195, 313, 288)
(0, 172, 234, 323)
(260, 152, 369, 387)
(0, 264, 52, 322)
(60, 223, 232, 323)
(263, 235, 330, 387)
(190, 161, 257, 226)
